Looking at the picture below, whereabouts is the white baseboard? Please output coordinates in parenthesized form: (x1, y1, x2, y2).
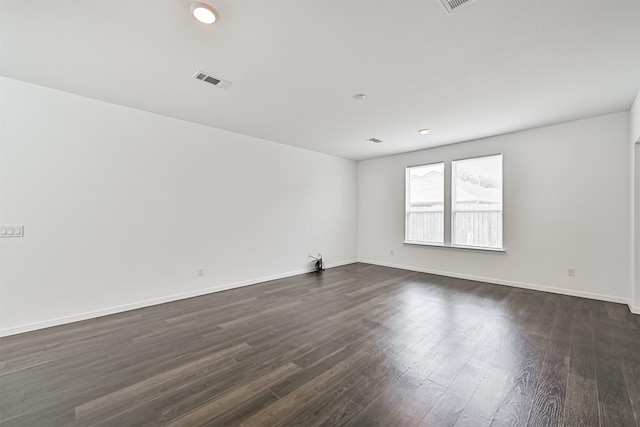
(357, 259, 633, 308)
(0, 259, 358, 337)
(629, 304, 640, 314)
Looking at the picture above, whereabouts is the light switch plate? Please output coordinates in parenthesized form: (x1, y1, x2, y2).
(0, 225, 24, 238)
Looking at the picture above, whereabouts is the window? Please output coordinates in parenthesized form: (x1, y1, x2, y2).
(405, 163, 444, 244)
(452, 155, 503, 249)
(405, 154, 504, 251)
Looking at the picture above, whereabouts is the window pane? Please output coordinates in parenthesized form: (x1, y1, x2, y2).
(452, 155, 502, 248)
(406, 163, 444, 243)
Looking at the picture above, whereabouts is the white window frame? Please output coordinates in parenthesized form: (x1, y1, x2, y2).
(404, 154, 505, 253)
(451, 154, 503, 250)
(405, 162, 445, 245)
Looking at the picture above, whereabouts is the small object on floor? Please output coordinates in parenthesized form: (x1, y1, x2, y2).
(308, 253, 325, 273)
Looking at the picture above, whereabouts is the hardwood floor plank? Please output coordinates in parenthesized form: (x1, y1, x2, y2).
(490, 335, 550, 427)
(74, 343, 248, 420)
(268, 370, 368, 427)
(196, 389, 280, 427)
(155, 342, 315, 423)
(344, 369, 425, 427)
(1, 263, 638, 427)
(164, 362, 299, 427)
(454, 365, 513, 427)
(595, 352, 637, 427)
(563, 325, 598, 427)
(241, 349, 370, 426)
(312, 397, 363, 427)
(621, 360, 640, 426)
(423, 357, 492, 426)
(526, 339, 570, 427)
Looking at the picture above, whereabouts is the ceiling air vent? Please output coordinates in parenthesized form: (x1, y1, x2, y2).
(439, 0, 477, 14)
(193, 70, 232, 89)
(368, 138, 383, 144)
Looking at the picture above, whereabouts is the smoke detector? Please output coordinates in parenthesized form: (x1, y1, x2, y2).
(193, 71, 232, 89)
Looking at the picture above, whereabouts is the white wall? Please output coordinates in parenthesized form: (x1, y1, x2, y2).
(632, 91, 640, 312)
(635, 143, 639, 312)
(0, 77, 357, 335)
(2, 77, 636, 336)
(631, 91, 640, 144)
(358, 112, 631, 304)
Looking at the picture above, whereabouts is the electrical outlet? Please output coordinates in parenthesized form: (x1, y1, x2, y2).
(0, 225, 24, 238)
(197, 267, 204, 277)
(568, 268, 575, 277)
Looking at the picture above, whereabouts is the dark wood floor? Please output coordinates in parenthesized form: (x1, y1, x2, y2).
(1, 263, 639, 427)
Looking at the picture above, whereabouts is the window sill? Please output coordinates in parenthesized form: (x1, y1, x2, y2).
(403, 241, 506, 254)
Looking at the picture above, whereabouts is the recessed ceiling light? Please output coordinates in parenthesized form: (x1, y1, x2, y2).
(418, 129, 430, 135)
(353, 94, 366, 101)
(191, 3, 218, 24)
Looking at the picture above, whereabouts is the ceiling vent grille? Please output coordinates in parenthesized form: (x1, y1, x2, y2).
(439, 0, 477, 14)
(193, 70, 232, 89)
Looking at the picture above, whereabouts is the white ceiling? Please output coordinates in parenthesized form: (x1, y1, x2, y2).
(1, 0, 639, 160)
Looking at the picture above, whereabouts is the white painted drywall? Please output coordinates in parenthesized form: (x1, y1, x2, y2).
(358, 112, 631, 304)
(631, 91, 640, 144)
(631, 90, 639, 313)
(635, 143, 640, 312)
(629, 91, 640, 314)
(0, 77, 357, 335)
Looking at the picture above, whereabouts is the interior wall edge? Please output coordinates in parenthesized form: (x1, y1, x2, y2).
(357, 259, 635, 312)
(0, 259, 358, 338)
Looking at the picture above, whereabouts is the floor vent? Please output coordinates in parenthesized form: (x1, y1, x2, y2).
(193, 71, 232, 89)
(440, 0, 477, 14)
